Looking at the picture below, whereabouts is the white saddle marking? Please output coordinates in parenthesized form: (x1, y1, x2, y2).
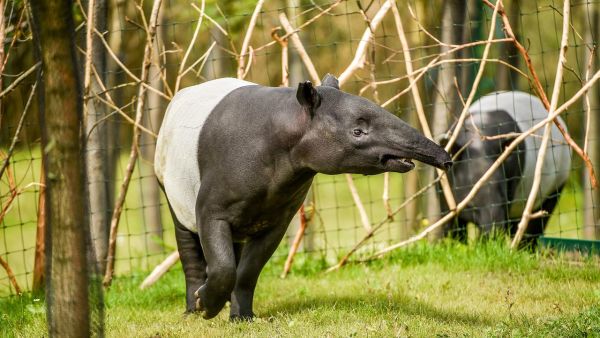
(155, 78, 256, 232)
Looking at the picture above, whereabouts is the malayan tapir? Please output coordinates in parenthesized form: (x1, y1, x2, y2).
(154, 74, 452, 320)
(439, 91, 571, 246)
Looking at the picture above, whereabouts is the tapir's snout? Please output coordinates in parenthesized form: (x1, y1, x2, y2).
(383, 117, 453, 173)
(418, 143, 453, 171)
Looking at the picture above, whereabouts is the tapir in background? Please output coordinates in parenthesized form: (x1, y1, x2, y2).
(155, 74, 452, 320)
(439, 91, 571, 247)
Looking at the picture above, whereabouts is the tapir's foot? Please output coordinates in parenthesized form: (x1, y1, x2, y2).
(194, 285, 228, 319)
(229, 313, 255, 322)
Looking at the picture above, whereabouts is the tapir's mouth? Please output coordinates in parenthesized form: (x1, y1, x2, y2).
(380, 154, 415, 173)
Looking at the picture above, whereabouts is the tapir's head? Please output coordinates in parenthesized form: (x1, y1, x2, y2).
(294, 74, 452, 175)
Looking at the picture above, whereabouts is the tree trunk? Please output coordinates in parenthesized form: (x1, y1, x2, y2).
(84, 0, 112, 273)
(30, 0, 100, 335)
(495, 0, 520, 90)
(426, 0, 467, 241)
(139, 4, 165, 253)
(583, 3, 600, 240)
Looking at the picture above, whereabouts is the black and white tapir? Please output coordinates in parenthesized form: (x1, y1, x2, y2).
(154, 74, 452, 320)
(439, 91, 571, 246)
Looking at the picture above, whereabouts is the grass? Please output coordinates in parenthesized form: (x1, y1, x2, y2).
(1, 240, 599, 337)
(0, 148, 589, 297)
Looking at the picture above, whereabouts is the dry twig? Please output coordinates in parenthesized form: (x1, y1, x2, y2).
(511, 0, 570, 249)
(279, 13, 320, 84)
(338, 0, 392, 85)
(0, 255, 20, 294)
(237, 0, 264, 79)
(281, 205, 307, 278)
(103, 0, 163, 287)
(175, 0, 205, 92)
(389, 0, 456, 211)
(0, 82, 36, 180)
(0, 62, 40, 99)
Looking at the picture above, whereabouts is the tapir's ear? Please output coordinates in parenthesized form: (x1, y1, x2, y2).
(296, 81, 321, 118)
(321, 73, 339, 89)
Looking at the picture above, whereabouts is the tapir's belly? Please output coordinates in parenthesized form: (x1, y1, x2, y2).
(154, 78, 255, 232)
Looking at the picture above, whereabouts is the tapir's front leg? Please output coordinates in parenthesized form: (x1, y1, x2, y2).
(195, 215, 237, 319)
(230, 223, 288, 321)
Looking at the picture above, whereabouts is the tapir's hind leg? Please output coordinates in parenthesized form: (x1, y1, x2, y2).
(444, 217, 469, 243)
(520, 186, 563, 250)
(169, 207, 207, 313)
(194, 217, 237, 319)
(230, 222, 288, 321)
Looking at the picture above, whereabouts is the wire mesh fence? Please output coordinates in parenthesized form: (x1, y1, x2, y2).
(1, 0, 599, 297)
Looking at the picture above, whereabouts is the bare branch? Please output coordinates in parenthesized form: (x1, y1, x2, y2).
(0, 82, 37, 180)
(337, 0, 392, 86)
(390, 0, 457, 211)
(511, 0, 570, 249)
(279, 13, 320, 84)
(104, 0, 163, 288)
(0, 62, 40, 99)
(281, 205, 307, 278)
(0, 255, 21, 295)
(175, 0, 205, 92)
(237, 0, 264, 79)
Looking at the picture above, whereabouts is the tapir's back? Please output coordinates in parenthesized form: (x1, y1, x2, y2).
(155, 78, 255, 231)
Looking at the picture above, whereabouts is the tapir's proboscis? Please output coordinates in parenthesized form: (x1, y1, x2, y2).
(155, 74, 451, 320)
(439, 91, 571, 247)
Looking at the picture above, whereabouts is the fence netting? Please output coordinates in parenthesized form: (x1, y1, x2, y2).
(1, 0, 599, 296)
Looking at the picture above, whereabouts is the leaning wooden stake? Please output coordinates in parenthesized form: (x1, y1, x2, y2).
(0, 158, 21, 294)
(0, 255, 20, 294)
(103, 0, 163, 287)
(140, 251, 180, 289)
(511, 0, 570, 249)
(281, 205, 308, 278)
(33, 159, 46, 292)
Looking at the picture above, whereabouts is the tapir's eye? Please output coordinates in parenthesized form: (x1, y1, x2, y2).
(352, 128, 364, 137)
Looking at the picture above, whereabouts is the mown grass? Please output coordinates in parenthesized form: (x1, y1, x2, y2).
(0, 147, 588, 297)
(1, 240, 599, 337)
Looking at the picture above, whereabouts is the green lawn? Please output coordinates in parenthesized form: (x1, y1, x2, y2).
(0, 148, 590, 297)
(1, 241, 599, 337)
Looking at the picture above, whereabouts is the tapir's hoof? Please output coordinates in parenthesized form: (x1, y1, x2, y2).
(194, 286, 225, 319)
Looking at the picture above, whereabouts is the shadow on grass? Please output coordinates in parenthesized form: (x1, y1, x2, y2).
(263, 291, 497, 328)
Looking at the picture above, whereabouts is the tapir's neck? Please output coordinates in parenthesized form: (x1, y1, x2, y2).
(260, 88, 316, 174)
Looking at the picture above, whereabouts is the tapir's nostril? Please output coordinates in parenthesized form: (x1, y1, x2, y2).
(443, 161, 453, 170)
